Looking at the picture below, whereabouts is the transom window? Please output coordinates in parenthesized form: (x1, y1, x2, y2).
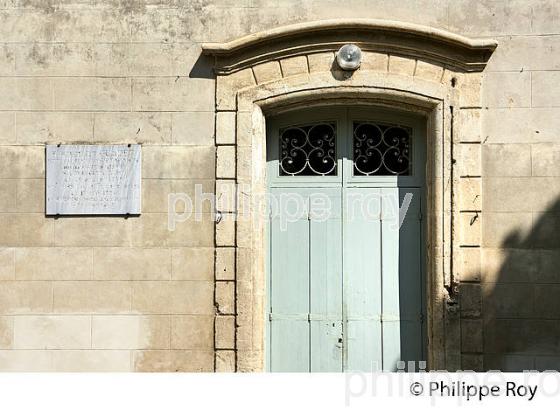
(279, 123, 337, 176)
(277, 120, 412, 177)
(353, 122, 411, 176)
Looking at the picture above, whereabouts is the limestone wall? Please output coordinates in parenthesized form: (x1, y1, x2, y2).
(0, 0, 558, 371)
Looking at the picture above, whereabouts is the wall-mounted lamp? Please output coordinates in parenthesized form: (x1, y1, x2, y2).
(336, 44, 362, 71)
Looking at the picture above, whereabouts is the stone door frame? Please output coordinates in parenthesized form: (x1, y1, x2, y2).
(203, 19, 497, 371)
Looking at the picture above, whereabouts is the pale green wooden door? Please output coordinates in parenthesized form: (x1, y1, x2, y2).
(266, 107, 426, 372)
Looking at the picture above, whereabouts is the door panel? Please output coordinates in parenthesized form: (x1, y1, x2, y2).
(268, 188, 343, 372)
(344, 188, 383, 371)
(269, 208, 310, 372)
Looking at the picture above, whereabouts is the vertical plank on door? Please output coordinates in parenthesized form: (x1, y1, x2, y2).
(269, 188, 310, 372)
(344, 188, 383, 371)
(309, 188, 343, 372)
(380, 187, 401, 371)
(396, 188, 424, 367)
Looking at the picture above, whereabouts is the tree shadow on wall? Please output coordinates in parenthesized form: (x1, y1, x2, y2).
(466, 196, 560, 371)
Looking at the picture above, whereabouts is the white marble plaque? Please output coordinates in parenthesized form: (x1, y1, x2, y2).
(46, 144, 142, 215)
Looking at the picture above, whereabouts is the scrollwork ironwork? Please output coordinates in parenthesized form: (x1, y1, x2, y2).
(353, 122, 411, 176)
(279, 123, 337, 176)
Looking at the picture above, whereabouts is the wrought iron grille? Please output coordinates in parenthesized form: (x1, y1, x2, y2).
(279, 122, 337, 176)
(353, 121, 411, 176)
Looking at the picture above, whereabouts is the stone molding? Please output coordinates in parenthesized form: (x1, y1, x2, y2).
(202, 19, 497, 74)
(206, 19, 497, 372)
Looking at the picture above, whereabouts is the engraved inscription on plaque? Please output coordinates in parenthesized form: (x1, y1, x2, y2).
(46, 144, 142, 215)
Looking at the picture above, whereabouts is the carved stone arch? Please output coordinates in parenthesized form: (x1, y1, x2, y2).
(203, 19, 496, 372)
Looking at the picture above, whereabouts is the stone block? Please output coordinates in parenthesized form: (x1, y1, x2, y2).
(414, 60, 443, 82)
(458, 247, 481, 282)
(0, 112, 15, 144)
(0, 351, 53, 371)
(13, 315, 91, 349)
(448, 0, 532, 36)
(216, 179, 237, 213)
(172, 112, 215, 146)
(216, 247, 235, 281)
(459, 283, 481, 318)
(131, 281, 213, 314)
(280, 56, 308, 77)
(16, 43, 95, 76)
(216, 281, 235, 314)
(481, 248, 535, 283)
(534, 285, 560, 319)
(132, 77, 213, 111)
(216, 111, 236, 145)
(461, 354, 483, 371)
(52, 350, 131, 372)
(457, 109, 481, 142)
(140, 214, 214, 247)
(16, 179, 45, 213)
(53, 281, 132, 314)
(0, 281, 52, 314)
(0, 214, 54, 247)
(0, 146, 45, 179)
(217, 69, 255, 110)
(0, 316, 13, 349)
(171, 247, 214, 281)
(93, 112, 172, 144)
(93, 247, 171, 280)
(532, 71, 560, 107)
(252, 61, 282, 84)
(170, 315, 214, 349)
(483, 72, 531, 108)
(456, 143, 481, 177)
(482, 144, 531, 177)
(54, 217, 137, 247)
(0, 248, 15, 280)
(459, 212, 481, 246)
(461, 319, 483, 353)
(532, 143, 560, 176)
(307, 52, 334, 73)
(143, 145, 215, 179)
(216, 214, 236, 247)
(482, 212, 532, 248)
(15, 247, 93, 280)
(215, 315, 235, 349)
(92, 315, 171, 349)
(0, 77, 52, 110)
(53, 77, 130, 111)
(482, 283, 534, 318)
(457, 177, 481, 211)
(216, 145, 236, 179)
(134, 350, 213, 372)
(388, 55, 415, 76)
(0, 180, 16, 213)
(216, 350, 236, 372)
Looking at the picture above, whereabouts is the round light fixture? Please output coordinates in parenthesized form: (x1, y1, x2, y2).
(336, 44, 362, 71)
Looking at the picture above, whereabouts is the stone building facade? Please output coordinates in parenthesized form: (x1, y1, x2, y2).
(0, 0, 559, 372)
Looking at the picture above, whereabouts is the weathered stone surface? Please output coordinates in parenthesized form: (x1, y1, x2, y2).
(171, 315, 214, 349)
(482, 144, 531, 177)
(280, 56, 308, 77)
(93, 248, 171, 280)
(216, 111, 237, 145)
(252, 61, 282, 84)
(16, 247, 93, 280)
(216, 281, 235, 314)
(92, 315, 171, 349)
(132, 281, 213, 314)
(172, 112, 215, 146)
(14, 315, 91, 349)
(216, 247, 235, 281)
(134, 350, 213, 372)
(171, 247, 214, 281)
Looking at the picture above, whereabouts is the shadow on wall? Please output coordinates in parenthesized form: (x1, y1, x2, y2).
(469, 197, 560, 371)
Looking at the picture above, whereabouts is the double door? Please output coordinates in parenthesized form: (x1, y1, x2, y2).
(266, 107, 426, 372)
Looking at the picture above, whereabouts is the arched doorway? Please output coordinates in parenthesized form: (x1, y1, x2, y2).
(265, 106, 426, 371)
